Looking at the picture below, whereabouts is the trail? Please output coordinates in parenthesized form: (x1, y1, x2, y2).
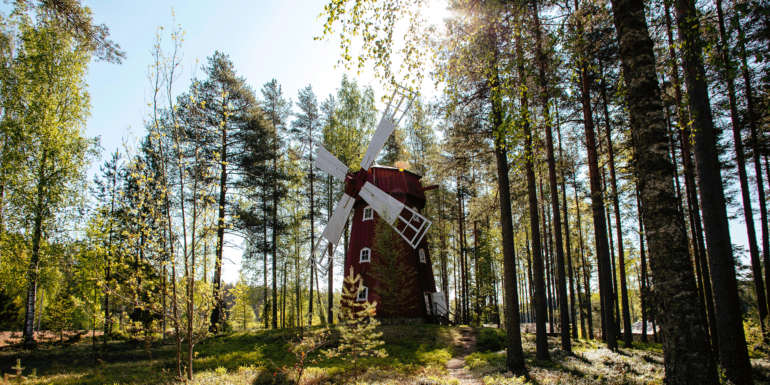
(446, 327, 482, 385)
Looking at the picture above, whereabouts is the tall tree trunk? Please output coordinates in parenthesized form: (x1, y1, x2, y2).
(211, 123, 228, 331)
(674, 0, 752, 381)
(636, 185, 648, 344)
(558, 123, 578, 340)
(23, 150, 47, 348)
(532, 0, 570, 350)
(608, 0, 719, 379)
(522, 80, 550, 360)
(272, 154, 279, 329)
(600, 69, 632, 347)
(714, 0, 769, 335)
(602, 168, 621, 338)
(573, 181, 594, 339)
(663, 2, 719, 351)
(577, 37, 616, 352)
(735, 17, 770, 315)
(309, 146, 315, 327)
(492, 69, 525, 367)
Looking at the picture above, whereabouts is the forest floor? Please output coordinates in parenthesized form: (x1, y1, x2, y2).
(0, 324, 769, 384)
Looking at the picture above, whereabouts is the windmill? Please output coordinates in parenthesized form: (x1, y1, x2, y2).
(310, 85, 448, 321)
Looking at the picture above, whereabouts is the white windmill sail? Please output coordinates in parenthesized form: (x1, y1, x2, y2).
(314, 146, 348, 182)
(359, 182, 432, 248)
(359, 85, 416, 171)
(311, 192, 355, 274)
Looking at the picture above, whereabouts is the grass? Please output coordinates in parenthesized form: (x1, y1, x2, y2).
(0, 324, 456, 384)
(1, 326, 769, 384)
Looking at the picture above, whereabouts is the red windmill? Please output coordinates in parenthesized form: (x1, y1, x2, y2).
(311, 86, 448, 322)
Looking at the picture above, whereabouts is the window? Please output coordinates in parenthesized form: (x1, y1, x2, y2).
(363, 206, 373, 221)
(360, 248, 371, 263)
(357, 286, 368, 302)
(419, 248, 426, 263)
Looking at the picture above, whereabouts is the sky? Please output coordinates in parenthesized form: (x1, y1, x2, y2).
(1, 0, 756, 284)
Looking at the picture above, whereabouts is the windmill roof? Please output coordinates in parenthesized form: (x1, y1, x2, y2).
(371, 164, 423, 179)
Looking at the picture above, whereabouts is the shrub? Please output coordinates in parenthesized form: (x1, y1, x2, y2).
(252, 371, 290, 385)
(476, 328, 506, 352)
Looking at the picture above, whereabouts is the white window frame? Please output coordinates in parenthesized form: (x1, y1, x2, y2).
(357, 286, 369, 302)
(363, 206, 374, 221)
(419, 248, 426, 263)
(360, 247, 371, 263)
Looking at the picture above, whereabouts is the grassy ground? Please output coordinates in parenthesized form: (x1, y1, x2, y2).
(0, 326, 768, 384)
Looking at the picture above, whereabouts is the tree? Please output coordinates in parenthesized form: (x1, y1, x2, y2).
(674, 0, 753, 381)
(3, 13, 98, 348)
(45, 288, 73, 343)
(261, 79, 292, 329)
(369, 216, 417, 319)
(291, 85, 323, 327)
(606, 0, 718, 380)
(185, 51, 261, 331)
(326, 267, 387, 382)
(230, 273, 256, 331)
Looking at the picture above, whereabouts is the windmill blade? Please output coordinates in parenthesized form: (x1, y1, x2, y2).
(310, 193, 355, 274)
(321, 193, 355, 247)
(359, 85, 417, 170)
(359, 182, 432, 248)
(314, 146, 348, 182)
(359, 117, 396, 171)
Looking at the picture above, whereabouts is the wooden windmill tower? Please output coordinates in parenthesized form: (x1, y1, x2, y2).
(310, 86, 448, 322)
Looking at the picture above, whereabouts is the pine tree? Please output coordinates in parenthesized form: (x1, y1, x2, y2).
(326, 267, 387, 381)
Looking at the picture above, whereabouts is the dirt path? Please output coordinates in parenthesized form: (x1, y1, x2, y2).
(446, 327, 482, 385)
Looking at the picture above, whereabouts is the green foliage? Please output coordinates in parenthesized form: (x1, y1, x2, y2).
(44, 289, 74, 343)
(369, 216, 418, 319)
(231, 274, 258, 331)
(743, 318, 768, 357)
(252, 370, 291, 385)
(325, 267, 387, 381)
(476, 328, 506, 353)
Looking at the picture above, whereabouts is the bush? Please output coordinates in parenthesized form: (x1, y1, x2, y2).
(252, 371, 290, 385)
(476, 328, 506, 352)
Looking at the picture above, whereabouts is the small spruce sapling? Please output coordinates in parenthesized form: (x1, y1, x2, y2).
(325, 267, 387, 381)
(369, 217, 418, 320)
(45, 290, 74, 344)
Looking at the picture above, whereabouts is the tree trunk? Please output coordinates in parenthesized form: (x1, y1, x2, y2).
(607, 0, 719, 379)
(714, 0, 768, 335)
(558, 123, 578, 340)
(532, 0, 570, 350)
(574, 182, 593, 340)
(577, 34, 616, 352)
(23, 151, 47, 348)
(636, 185, 648, 344)
(309, 145, 315, 327)
(600, 71, 632, 347)
(210, 122, 228, 331)
(522, 75, 550, 360)
(663, 2, 719, 352)
(493, 89, 525, 368)
(674, 0, 752, 381)
(735, 17, 770, 316)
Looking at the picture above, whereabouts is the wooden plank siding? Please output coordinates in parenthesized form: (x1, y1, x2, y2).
(345, 166, 437, 319)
